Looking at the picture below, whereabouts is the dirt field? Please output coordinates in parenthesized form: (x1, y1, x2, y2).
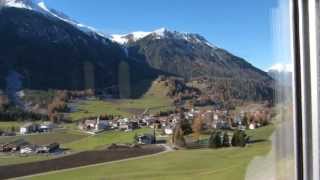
(0, 145, 164, 179)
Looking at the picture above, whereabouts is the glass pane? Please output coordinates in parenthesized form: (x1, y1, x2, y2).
(245, 1, 296, 180)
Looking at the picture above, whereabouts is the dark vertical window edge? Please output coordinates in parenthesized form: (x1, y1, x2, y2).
(292, 0, 304, 179)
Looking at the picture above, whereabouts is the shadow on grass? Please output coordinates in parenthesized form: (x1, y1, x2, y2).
(247, 139, 267, 144)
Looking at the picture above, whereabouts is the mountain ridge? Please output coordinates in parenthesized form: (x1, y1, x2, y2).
(0, 1, 274, 101)
(0, 7, 162, 93)
(111, 27, 217, 49)
(0, 0, 110, 40)
(124, 29, 272, 81)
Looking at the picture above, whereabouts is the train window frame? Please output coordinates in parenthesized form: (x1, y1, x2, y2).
(292, 0, 320, 179)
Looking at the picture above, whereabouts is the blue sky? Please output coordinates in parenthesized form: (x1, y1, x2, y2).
(45, 0, 280, 70)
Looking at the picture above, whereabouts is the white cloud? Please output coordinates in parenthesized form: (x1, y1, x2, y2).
(268, 63, 293, 72)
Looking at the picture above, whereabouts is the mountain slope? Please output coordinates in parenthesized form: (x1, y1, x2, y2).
(114, 28, 274, 101)
(0, 6, 160, 93)
(119, 28, 272, 82)
(0, 1, 274, 101)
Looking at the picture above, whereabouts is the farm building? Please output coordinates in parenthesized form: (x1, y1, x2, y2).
(79, 117, 109, 132)
(0, 139, 30, 152)
(39, 122, 56, 132)
(249, 123, 256, 130)
(0, 143, 10, 152)
(37, 143, 60, 153)
(137, 134, 156, 144)
(20, 123, 39, 135)
(164, 126, 174, 135)
(20, 145, 37, 154)
(119, 120, 139, 131)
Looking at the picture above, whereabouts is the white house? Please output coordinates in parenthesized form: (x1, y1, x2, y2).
(95, 117, 108, 131)
(20, 123, 38, 135)
(118, 118, 130, 130)
(164, 127, 174, 135)
(213, 114, 219, 121)
(39, 122, 56, 132)
(249, 123, 256, 130)
(79, 117, 109, 132)
(20, 145, 36, 154)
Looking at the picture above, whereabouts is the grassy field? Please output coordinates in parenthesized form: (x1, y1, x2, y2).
(69, 80, 174, 121)
(0, 121, 25, 131)
(0, 129, 88, 166)
(64, 128, 152, 151)
(28, 124, 275, 180)
(0, 154, 53, 166)
(0, 128, 152, 166)
(0, 129, 88, 145)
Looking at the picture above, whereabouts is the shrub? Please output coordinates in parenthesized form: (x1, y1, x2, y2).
(181, 119, 193, 135)
(231, 130, 247, 147)
(223, 132, 230, 147)
(208, 131, 223, 149)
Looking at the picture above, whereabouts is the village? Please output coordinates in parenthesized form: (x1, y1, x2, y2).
(0, 101, 273, 156)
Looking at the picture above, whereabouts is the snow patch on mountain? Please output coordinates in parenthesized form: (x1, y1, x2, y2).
(153, 27, 166, 37)
(111, 27, 217, 48)
(3, 1, 216, 48)
(3, 0, 110, 39)
(4, 0, 46, 12)
(111, 28, 176, 44)
(111, 31, 152, 44)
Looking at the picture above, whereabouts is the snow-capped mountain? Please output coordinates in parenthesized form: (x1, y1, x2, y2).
(2, 0, 109, 39)
(0, 1, 162, 91)
(111, 28, 216, 48)
(2, 0, 38, 10)
(0, 0, 274, 100)
(112, 31, 151, 44)
(121, 27, 272, 86)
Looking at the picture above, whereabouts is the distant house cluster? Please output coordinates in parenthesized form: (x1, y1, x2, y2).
(20, 122, 56, 135)
(78, 116, 140, 134)
(77, 104, 272, 139)
(78, 117, 109, 134)
(0, 139, 60, 155)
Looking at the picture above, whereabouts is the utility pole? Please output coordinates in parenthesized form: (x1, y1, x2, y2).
(153, 119, 156, 144)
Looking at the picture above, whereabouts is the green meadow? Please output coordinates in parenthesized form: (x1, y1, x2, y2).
(0, 128, 151, 166)
(28, 124, 275, 180)
(63, 128, 152, 151)
(69, 81, 174, 121)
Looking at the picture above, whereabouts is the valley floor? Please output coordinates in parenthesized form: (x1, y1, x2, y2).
(20, 125, 275, 180)
(0, 128, 152, 166)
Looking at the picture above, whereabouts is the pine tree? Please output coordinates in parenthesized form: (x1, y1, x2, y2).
(209, 131, 222, 149)
(181, 119, 192, 135)
(231, 130, 247, 147)
(223, 132, 230, 147)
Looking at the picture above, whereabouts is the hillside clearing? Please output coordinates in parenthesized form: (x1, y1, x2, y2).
(69, 80, 174, 121)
